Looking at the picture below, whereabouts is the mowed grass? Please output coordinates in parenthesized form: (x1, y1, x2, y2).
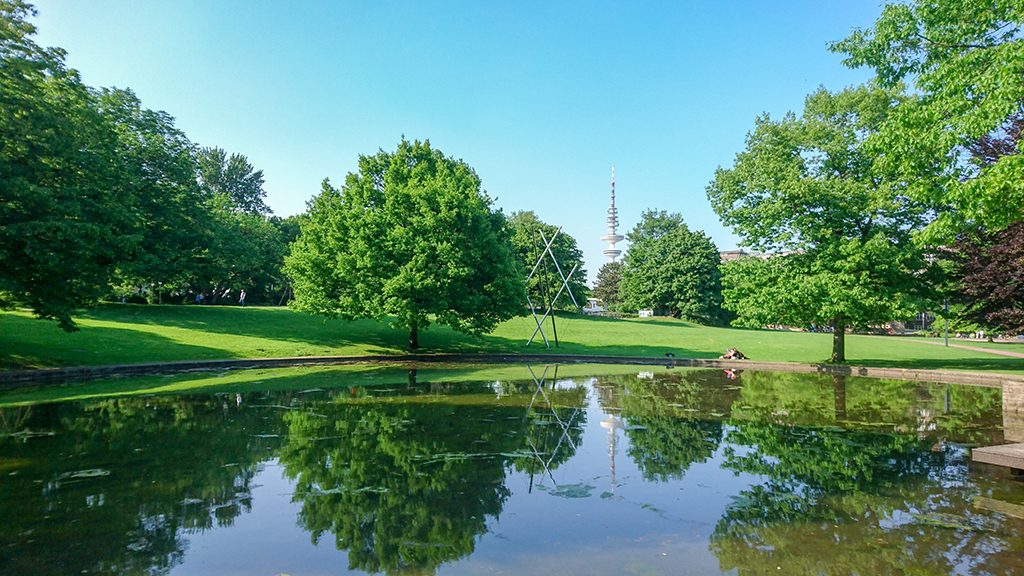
(1, 304, 1022, 374)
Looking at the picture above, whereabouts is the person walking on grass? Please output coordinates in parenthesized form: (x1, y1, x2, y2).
(239, 289, 247, 307)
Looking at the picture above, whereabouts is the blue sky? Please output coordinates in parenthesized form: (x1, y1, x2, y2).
(33, 0, 878, 283)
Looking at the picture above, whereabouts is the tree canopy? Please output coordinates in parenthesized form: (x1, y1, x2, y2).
(0, 0, 126, 329)
(708, 85, 938, 361)
(831, 0, 1024, 238)
(620, 210, 724, 323)
(0, 3, 296, 324)
(948, 222, 1024, 334)
(285, 139, 525, 349)
(196, 146, 270, 215)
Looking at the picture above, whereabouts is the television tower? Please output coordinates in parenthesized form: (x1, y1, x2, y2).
(601, 165, 624, 262)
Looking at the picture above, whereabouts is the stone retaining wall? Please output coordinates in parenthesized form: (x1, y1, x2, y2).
(1, 353, 1020, 390)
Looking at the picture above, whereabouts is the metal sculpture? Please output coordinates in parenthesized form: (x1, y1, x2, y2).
(525, 227, 580, 348)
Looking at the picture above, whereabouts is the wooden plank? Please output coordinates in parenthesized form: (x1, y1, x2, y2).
(1004, 381, 1024, 443)
(974, 496, 1024, 519)
(973, 443, 1024, 470)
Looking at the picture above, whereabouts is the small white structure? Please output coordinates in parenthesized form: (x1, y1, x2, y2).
(638, 309, 654, 318)
(582, 298, 605, 315)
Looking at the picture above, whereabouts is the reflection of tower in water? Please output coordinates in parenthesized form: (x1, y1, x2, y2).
(600, 412, 624, 493)
(593, 378, 626, 493)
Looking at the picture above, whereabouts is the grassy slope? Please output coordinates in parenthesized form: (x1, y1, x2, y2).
(1, 304, 1021, 374)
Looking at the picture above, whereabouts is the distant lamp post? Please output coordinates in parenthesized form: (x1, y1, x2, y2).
(944, 298, 949, 347)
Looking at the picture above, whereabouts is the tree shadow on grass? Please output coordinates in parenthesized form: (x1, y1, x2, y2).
(83, 304, 406, 349)
(82, 304, 530, 354)
(0, 322, 241, 370)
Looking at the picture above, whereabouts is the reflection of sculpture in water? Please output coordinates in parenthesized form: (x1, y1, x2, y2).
(516, 366, 588, 491)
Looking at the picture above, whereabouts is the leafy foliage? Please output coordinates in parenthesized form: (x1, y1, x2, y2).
(98, 88, 208, 296)
(708, 85, 938, 361)
(592, 261, 623, 307)
(831, 0, 1024, 238)
(620, 210, 724, 323)
(285, 139, 526, 349)
(0, 1, 127, 329)
(1, 4, 295, 323)
(949, 222, 1024, 334)
(196, 146, 270, 215)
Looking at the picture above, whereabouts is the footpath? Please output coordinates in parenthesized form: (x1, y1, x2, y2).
(912, 339, 1024, 359)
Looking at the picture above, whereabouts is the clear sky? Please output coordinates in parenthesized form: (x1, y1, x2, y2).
(32, 0, 878, 283)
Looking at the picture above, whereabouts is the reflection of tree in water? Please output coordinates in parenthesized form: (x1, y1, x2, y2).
(0, 394, 281, 576)
(711, 372, 1023, 575)
(278, 377, 587, 576)
(594, 370, 740, 482)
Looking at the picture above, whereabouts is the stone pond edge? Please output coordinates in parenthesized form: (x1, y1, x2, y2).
(1, 353, 1021, 390)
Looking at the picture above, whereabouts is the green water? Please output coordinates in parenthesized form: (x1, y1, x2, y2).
(1, 366, 1022, 575)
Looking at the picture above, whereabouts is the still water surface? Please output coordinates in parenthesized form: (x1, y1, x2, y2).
(1, 366, 1023, 575)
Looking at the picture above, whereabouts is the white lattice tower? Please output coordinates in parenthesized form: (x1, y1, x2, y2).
(601, 165, 624, 261)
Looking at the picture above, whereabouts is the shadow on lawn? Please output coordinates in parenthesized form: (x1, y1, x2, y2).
(85, 304, 540, 354)
(83, 305, 700, 357)
(85, 304, 406, 350)
(0, 321, 235, 370)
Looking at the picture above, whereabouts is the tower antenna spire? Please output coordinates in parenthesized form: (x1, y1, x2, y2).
(601, 165, 624, 262)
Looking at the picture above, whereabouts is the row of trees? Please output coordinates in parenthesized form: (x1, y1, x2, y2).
(1, 1, 296, 329)
(703, 0, 1023, 362)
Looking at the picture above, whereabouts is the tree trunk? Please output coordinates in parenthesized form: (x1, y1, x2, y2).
(831, 316, 846, 363)
(833, 375, 847, 421)
(407, 368, 418, 387)
(408, 322, 419, 351)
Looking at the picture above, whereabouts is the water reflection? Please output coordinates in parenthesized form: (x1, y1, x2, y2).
(0, 367, 1021, 575)
(277, 370, 587, 574)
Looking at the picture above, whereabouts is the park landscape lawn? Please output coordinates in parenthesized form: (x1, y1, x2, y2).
(1, 303, 1021, 375)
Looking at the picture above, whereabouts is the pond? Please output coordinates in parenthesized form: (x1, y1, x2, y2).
(1, 365, 1022, 575)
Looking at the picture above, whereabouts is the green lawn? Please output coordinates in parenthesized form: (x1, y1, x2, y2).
(1, 304, 1021, 374)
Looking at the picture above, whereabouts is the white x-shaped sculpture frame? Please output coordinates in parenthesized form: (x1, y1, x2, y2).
(525, 228, 581, 348)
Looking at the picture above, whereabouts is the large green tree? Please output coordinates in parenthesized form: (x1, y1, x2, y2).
(98, 87, 208, 298)
(620, 210, 724, 323)
(831, 0, 1024, 238)
(592, 261, 623, 307)
(508, 210, 587, 311)
(948, 222, 1024, 335)
(0, 1, 126, 329)
(189, 148, 289, 305)
(708, 85, 937, 362)
(285, 139, 525, 349)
